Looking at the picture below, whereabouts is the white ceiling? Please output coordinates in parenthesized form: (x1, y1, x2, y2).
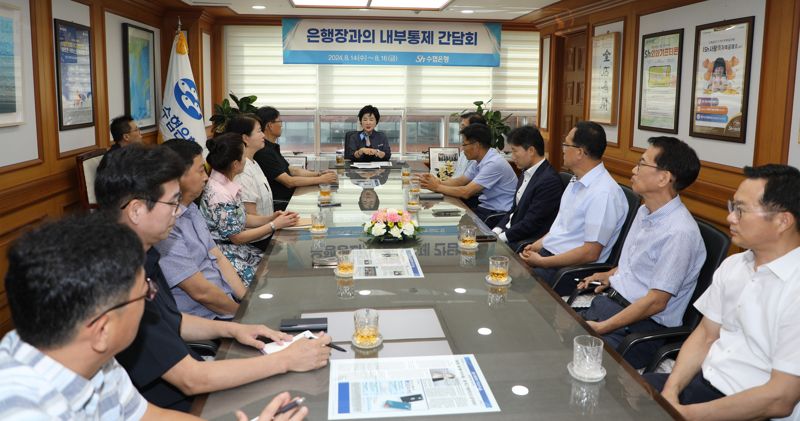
(181, 0, 559, 21)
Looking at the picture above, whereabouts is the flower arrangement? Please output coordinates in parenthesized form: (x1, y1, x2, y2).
(363, 208, 420, 241)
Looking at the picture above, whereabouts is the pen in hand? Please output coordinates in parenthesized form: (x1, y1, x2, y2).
(326, 342, 347, 352)
(251, 397, 306, 421)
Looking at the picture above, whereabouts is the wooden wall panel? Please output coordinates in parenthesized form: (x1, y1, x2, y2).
(536, 0, 800, 230)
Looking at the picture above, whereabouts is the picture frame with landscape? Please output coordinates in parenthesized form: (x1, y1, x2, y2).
(123, 23, 156, 129)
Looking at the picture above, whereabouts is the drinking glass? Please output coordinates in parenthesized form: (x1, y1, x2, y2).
(409, 179, 421, 193)
(319, 184, 332, 203)
(311, 213, 326, 231)
(336, 249, 353, 276)
(353, 308, 381, 348)
(459, 226, 477, 248)
(572, 335, 604, 377)
(488, 256, 510, 284)
(335, 152, 344, 165)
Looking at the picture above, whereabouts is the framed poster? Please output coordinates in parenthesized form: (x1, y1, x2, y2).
(123, 23, 156, 129)
(638, 29, 683, 133)
(0, 2, 23, 127)
(689, 17, 754, 143)
(54, 19, 94, 130)
(588, 32, 620, 125)
(428, 147, 459, 181)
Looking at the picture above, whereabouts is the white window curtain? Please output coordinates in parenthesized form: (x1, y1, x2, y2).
(225, 25, 539, 113)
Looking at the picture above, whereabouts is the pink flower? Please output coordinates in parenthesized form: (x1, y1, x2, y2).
(386, 210, 401, 223)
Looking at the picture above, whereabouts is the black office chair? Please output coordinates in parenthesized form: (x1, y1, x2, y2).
(559, 171, 574, 188)
(343, 130, 359, 159)
(611, 218, 730, 372)
(550, 184, 641, 295)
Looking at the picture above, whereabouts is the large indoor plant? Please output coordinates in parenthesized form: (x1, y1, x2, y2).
(459, 99, 513, 150)
(210, 92, 259, 134)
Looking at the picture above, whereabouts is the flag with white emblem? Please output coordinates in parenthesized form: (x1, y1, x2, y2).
(159, 31, 206, 148)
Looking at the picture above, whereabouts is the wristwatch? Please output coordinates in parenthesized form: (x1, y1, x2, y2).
(269, 222, 276, 232)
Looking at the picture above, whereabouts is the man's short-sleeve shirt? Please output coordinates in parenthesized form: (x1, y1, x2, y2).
(609, 196, 706, 327)
(695, 246, 800, 416)
(542, 163, 627, 263)
(0, 330, 148, 420)
(154, 203, 236, 320)
(116, 248, 201, 411)
(253, 141, 294, 203)
(462, 148, 517, 212)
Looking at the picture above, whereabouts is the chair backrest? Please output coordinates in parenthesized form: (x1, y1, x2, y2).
(558, 171, 573, 188)
(603, 184, 642, 265)
(76, 148, 106, 211)
(681, 218, 731, 328)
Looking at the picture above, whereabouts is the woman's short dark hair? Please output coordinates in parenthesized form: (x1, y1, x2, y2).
(573, 121, 607, 160)
(358, 105, 380, 123)
(5, 214, 144, 348)
(206, 133, 245, 173)
(460, 123, 492, 149)
(162, 139, 203, 173)
(648, 136, 700, 192)
(227, 114, 260, 137)
(507, 125, 545, 156)
(744, 164, 800, 231)
(95, 144, 184, 218)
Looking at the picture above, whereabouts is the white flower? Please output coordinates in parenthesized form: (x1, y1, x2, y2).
(363, 222, 371, 233)
(389, 226, 402, 238)
(402, 223, 416, 236)
(371, 223, 387, 237)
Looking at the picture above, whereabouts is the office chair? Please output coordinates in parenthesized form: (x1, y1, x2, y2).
(550, 183, 641, 295)
(623, 218, 730, 372)
(76, 148, 107, 211)
(559, 171, 574, 188)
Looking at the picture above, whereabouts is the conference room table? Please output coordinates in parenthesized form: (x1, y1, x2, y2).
(191, 159, 679, 420)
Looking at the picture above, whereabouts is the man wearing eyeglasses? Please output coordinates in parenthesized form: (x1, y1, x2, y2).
(645, 164, 800, 421)
(418, 123, 518, 225)
(575, 137, 705, 369)
(519, 121, 627, 287)
(95, 145, 331, 412)
(254, 106, 337, 210)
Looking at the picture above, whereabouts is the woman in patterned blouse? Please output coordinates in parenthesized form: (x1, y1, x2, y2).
(201, 133, 279, 286)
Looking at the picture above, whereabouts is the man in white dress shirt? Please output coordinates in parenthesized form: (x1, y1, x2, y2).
(645, 164, 800, 421)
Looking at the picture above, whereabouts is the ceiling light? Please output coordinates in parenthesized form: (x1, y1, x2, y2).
(359, 290, 371, 296)
(369, 0, 452, 10)
(477, 327, 492, 335)
(461, 10, 474, 14)
(291, 0, 368, 7)
(251, 5, 266, 9)
(258, 293, 274, 299)
(454, 288, 466, 294)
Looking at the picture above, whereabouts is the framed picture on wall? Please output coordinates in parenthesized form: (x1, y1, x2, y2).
(0, 3, 23, 127)
(54, 19, 94, 130)
(428, 147, 459, 181)
(123, 23, 156, 129)
(638, 29, 683, 133)
(588, 32, 620, 125)
(689, 17, 754, 143)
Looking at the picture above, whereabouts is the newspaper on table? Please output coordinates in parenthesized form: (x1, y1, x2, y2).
(328, 354, 500, 419)
(352, 248, 424, 279)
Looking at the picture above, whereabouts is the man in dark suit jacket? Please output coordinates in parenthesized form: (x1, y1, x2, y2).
(344, 105, 392, 162)
(493, 126, 564, 252)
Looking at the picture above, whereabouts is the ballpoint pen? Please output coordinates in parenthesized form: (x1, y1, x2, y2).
(326, 342, 347, 352)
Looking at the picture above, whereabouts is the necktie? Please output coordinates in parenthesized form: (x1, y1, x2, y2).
(365, 133, 371, 147)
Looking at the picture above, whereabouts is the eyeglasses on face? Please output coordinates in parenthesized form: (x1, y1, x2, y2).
(269, 119, 283, 125)
(636, 158, 662, 171)
(727, 199, 779, 220)
(120, 196, 182, 215)
(87, 277, 158, 327)
(461, 141, 476, 147)
(561, 142, 582, 150)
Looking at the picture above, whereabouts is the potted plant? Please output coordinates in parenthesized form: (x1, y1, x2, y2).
(210, 92, 259, 134)
(458, 99, 513, 150)
(363, 208, 420, 242)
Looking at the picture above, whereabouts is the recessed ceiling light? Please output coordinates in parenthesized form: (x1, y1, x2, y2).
(477, 327, 492, 335)
(370, 0, 451, 10)
(258, 293, 274, 299)
(358, 290, 371, 296)
(252, 5, 266, 9)
(291, 0, 368, 7)
(512, 385, 529, 396)
(454, 288, 466, 294)
(461, 10, 474, 14)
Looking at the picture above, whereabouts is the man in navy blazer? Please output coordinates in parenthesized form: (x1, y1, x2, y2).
(493, 126, 564, 252)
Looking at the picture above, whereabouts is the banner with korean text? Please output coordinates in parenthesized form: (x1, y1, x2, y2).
(159, 31, 206, 147)
(282, 19, 501, 67)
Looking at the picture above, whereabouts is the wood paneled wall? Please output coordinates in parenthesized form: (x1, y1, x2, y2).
(0, 0, 215, 336)
(536, 0, 800, 231)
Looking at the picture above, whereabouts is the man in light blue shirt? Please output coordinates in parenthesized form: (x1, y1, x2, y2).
(156, 140, 247, 320)
(419, 123, 517, 226)
(577, 136, 705, 369)
(520, 121, 628, 286)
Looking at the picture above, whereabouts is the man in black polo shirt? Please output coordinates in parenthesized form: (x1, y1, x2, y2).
(254, 106, 337, 210)
(95, 145, 332, 412)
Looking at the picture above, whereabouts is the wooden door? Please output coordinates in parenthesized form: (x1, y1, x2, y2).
(561, 31, 586, 138)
